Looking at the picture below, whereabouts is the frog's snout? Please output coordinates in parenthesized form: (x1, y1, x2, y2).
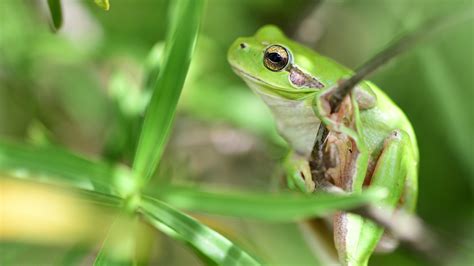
(232, 37, 246, 49)
(227, 37, 247, 63)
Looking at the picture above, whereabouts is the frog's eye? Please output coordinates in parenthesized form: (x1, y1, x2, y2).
(263, 45, 290, 72)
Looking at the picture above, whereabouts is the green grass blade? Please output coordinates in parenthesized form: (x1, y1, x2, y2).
(132, 0, 204, 185)
(139, 197, 262, 266)
(47, 0, 62, 30)
(0, 139, 121, 193)
(153, 186, 386, 221)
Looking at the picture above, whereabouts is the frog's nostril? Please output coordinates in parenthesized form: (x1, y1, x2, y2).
(239, 43, 247, 49)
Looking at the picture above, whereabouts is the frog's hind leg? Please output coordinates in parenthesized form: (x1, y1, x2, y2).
(373, 145, 418, 254)
(367, 129, 411, 206)
(343, 129, 413, 263)
(400, 152, 418, 213)
(371, 140, 418, 254)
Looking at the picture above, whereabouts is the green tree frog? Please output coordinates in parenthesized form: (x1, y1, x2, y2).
(228, 25, 419, 265)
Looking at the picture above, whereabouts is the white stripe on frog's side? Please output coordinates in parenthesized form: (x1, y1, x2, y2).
(247, 82, 320, 157)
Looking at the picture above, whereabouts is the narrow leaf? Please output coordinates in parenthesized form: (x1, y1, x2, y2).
(47, 0, 62, 30)
(140, 197, 261, 266)
(132, 0, 204, 185)
(0, 139, 122, 193)
(154, 186, 387, 221)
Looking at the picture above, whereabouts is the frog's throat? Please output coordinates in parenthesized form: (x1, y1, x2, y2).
(252, 87, 321, 157)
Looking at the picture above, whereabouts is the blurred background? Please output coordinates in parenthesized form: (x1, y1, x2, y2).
(1, 0, 473, 265)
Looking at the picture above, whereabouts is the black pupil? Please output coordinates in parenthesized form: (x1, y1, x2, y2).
(268, 52, 282, 63)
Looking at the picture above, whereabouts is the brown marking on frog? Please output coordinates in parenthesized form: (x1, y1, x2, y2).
(333, 211, 348, 262)
(287, 65, 324, 89)
(324, 133, 354, 190)
(317, 96, 362, 192)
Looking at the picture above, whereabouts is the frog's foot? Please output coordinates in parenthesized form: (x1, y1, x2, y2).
(314, 89, 356, 137)
(284, 152, 315, 193)
(314, 83, 376, 135)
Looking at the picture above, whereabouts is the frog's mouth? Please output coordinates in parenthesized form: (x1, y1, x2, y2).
(230, 65, 319, 98)
(230, 65, 269, 86)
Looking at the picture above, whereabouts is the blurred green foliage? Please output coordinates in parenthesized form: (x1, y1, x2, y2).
(1, 0, 473, 265)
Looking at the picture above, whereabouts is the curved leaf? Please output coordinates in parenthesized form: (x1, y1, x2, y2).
(47, 0, 62, 30)
(0, 139, 123, 193)
(153, 186, 387, 221)
(140, 197, 261, 266)
(132, 0, 204, 185)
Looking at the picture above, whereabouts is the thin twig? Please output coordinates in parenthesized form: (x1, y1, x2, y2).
(329, 9, 473, 112)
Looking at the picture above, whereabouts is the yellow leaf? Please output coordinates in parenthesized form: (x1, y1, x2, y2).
(94, 0, 110, 11)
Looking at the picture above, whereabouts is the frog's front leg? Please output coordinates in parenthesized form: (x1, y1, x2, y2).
(284, 151, 315, 193)
(315, 85, 375, 130)
(313, 85, 372, 192)
(335, 129, 414, 265)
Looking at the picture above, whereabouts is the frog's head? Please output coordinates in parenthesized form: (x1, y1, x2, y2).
(228, 25, 348, 99)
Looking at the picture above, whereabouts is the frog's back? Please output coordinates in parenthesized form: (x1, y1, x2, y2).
(360, 82, 419, 161)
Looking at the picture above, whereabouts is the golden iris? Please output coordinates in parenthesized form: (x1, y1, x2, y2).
(263, 45, 290, 71)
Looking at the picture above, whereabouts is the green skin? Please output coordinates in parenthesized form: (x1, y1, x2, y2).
(228, 25, 419, 266)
